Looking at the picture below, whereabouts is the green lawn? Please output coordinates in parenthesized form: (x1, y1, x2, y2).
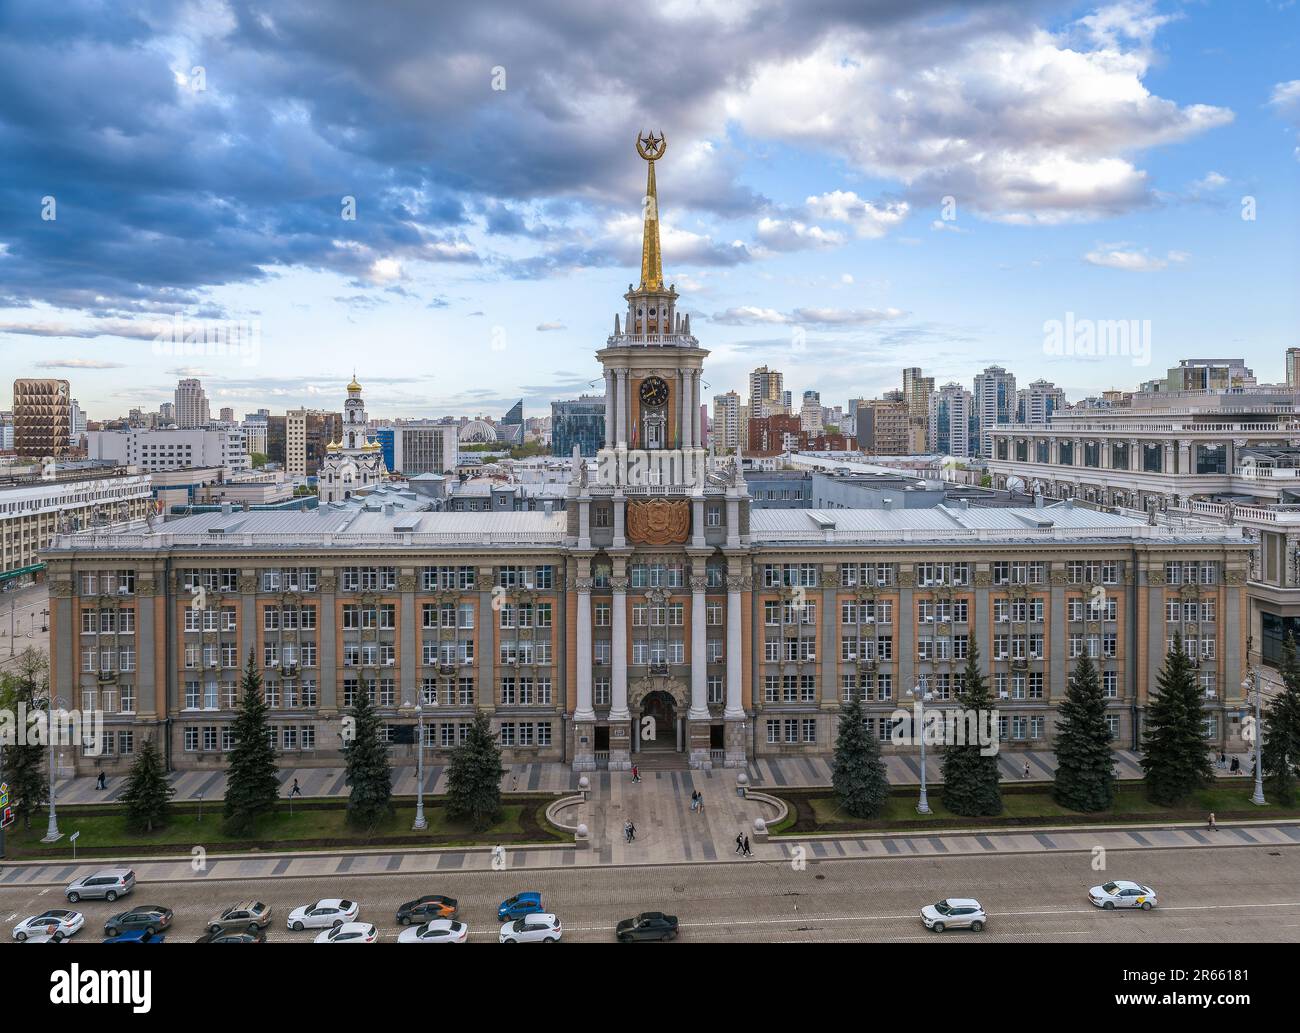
(800, 784, 1300, 831)
(3, 802, 533, 858)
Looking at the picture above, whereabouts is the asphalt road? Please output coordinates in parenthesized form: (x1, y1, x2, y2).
(3, 843, 1298, 943)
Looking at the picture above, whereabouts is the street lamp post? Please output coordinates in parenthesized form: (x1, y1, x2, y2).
(907, 683, 933, 815)
(42, 698, 64, 843)
(412, 700, 428, 830)
(1242, 669, 1267, 807)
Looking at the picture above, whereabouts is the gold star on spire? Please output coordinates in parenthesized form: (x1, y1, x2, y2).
(635, 131, 666, 292)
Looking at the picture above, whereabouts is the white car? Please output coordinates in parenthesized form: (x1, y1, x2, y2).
(398, 919, 469, 944)
(920, 898, 987, 933)
(1089, 881, 1157, 910)
(13, 910, 85, 942)
(287, 899, 359, 931)
(314, 922, 378, 943)
(499, 913, 562, 944)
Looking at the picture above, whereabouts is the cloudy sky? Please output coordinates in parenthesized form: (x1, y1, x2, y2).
(1, 0, 1297, 421)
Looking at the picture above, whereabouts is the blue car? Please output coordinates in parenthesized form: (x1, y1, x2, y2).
(497, 892, 543, 922)
(102, 929, 166, 944)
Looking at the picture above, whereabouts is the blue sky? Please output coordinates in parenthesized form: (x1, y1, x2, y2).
(0, 0, 1297, 422)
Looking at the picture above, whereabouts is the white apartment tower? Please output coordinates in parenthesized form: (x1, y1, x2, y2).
(174, 378, 210, 429)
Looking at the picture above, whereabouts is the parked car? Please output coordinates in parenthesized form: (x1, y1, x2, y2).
(1089, 881, 1158, 910)
(66, 868, 135, 903)
(920, 898, 987, 933)
(500, 913, 562, 944)
(195, 930, 267, 943)
(12, 910, 84, 942)
(315, 922, 378, 944)
(287, 899, 358, 931)
(396, 894, 458, 925)
(104, 905, 173, 937)
(103, 930, 166, 944)
(497, 892, 544, 922)
(207, 901, 272, 934)
(397, 919, 469, 944)
(615, 912, 679, 942)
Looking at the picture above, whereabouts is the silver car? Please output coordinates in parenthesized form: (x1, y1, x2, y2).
(920, 898, 987, 932)
(66, 868, 136, 903)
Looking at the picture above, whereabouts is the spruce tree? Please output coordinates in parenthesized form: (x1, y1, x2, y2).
(831, 694, 890, 818)
(222, 650, 280, 836)
(343, 682, 393, 830)
(1052, 654, 1117, 812)
(940, 639, 1003, 816)
(120, 736, 175, 833)
(0, 649, 50, 829)
(1262, 636, 1300, 806)
(1140, 633, 1214, 806)
(445, 710, 505, 831)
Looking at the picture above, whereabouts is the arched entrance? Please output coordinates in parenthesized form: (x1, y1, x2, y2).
(639, 690, 676, 751)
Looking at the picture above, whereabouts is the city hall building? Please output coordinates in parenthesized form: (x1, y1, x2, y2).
(42, 136, 1254, 774)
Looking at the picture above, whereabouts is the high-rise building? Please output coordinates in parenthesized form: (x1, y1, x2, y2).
(855, 397, 909, 455)
(1143, 359, 1255, 394)
(973, 365, 1016, 458)
(551, 395, 606, 458)
(712, 391, 741, 451)
(391, 421, 460, 476)
(86, 427, 250, 474)
(219, 406, 235, 423)
(748, 366, 784, 420)
(799, 391, 822, 434)
(901, 367, 934, 452)
(1287, 348, 1300, 389)
(286, 409, 341, 478)
(159, 402, 175, 425)
(174, 378, 210, 428)
(13, 378, 72, 457)
(1016, 379, 1066, 425)
(929, 382, 975, 458)
(69, 397, 87, 448)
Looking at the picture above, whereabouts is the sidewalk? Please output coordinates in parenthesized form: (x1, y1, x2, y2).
(56, 747, 1197, 806)
(5, 759, 1296, 887)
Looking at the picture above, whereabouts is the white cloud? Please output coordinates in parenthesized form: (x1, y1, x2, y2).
(723, 3, 1232, 223)
(755, 217, 845, 251)
(804, 191, 909, 238)
(1083, 245, 1189, 271)
(536, 321, 567, 331)
(710, 306, 906, 327)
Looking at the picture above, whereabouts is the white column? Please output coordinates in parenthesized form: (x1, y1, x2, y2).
(604, 371, 615, 448)
(691, 370, 701, 447)
(575, 575, 595, 722)
(725, 571, 745, 718)
(618, 369, 630, 447)
(689, 573, 709, 719)
(678, 370, 687, 447)
(610, 576, 629, 720)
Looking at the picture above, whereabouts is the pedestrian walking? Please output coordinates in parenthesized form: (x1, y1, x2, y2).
(1218, 752, 1227, 770)
(95, 771, 107, 791)
(1208, 811, 1218, 832)
(697, 793, 705, 815)
(289, 777, 302, 798)
(1022, 761, 1031, 779)
(631, 764, 640, 783)
(1230, 756, 1240, 774)
(690, 790, 699, 812)
(623, 821, 631, 843)
(629, 821, 636, 841)
(742, 835, 752, 857)
(735, 833, 744, 854)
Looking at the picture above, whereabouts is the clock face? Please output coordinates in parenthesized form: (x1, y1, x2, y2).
(639, 376, 669, 408)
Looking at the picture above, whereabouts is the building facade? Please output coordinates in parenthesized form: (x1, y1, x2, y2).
(41, 137, 1253, 775)
(13, 378, 72, 458)
(174, 378, 210, 429)
(551, 396, 607, 458)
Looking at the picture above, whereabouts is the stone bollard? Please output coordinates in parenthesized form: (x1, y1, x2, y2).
(736, 771, 749, 798)
(575, 822, 591, 850)
(753, 817, 768, 842)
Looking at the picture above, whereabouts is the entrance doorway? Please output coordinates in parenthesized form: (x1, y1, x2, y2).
(639, 690, 677, 751)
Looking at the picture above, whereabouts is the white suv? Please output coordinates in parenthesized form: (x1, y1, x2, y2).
(499, 913, 563, 944)
(920, 898, 987, 933)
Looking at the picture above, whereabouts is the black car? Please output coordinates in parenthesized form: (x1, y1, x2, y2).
(104, 905, 174, 937)
(616, 912, 679, 942)
(195, 930, 267, 943)
(396, 894, 459, 925)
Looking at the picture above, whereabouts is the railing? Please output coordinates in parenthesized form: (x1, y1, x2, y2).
(1234, 466, 1300, 479)
(47, 528, 568, 551)
(603, 332, 699, 348)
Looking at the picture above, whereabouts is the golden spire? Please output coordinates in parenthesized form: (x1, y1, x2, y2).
(635, 130, 666, 292)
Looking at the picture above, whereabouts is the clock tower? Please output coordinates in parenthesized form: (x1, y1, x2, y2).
(568, 132, 750, 774)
